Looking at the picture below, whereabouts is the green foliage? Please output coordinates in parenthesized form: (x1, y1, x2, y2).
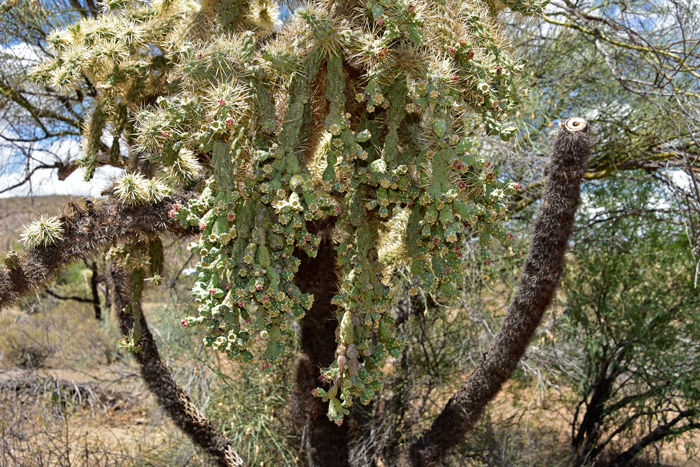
(558, 179, 700, 462)
(32, 0, 547, 423)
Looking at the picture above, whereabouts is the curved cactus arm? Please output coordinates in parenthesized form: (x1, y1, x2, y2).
(0, 190, 199, 312)
(110, 265, 247, 467)
(393, 118, 592, 467)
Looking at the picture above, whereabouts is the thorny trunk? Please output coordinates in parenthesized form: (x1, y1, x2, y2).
(292, 219, 350, 467)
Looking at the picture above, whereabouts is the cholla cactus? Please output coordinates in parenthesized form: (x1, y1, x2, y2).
(34, 0, 547, 426)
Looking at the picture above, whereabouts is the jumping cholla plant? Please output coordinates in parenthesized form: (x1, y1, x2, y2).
(29, 0, 546, 427)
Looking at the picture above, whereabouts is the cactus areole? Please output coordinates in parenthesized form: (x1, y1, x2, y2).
(34, 0, 548, 424)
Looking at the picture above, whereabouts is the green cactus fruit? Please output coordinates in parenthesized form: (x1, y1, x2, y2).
(256, 245, 271, 267)
(433, 119, 447, 139)
(340, 311, 354, 345)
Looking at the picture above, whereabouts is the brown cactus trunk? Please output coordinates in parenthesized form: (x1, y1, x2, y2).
(292, 219, 350, 467)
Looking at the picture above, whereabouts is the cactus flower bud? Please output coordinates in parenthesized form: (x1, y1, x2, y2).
(378, 16, 384, 26)
(225, 117, 234, 126)
(262, 362, 270, 370)
(256, 284, 264, 292)
(160, 130, 171, 137)
(448, 46, 457, 55)
(180, 319, 188, 327)
(458, 182, 467, 190)
(217, 98, 226, 106)
(486, 259, 492, 265)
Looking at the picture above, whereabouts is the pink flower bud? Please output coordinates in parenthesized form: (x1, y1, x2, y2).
(180, 319, 188, 327)
(199, 223, 207, 230)
(172, 204, 180, 212)
(209, 288, 216, 295)
(256, 284, 264, 292)
(336, 420, 343, 427)
(225, 117, 233, 126)
(238, 301, 245, 308)
(262, 362, 270, 370)
(507, 233, 514, 240)
(450, 75, 459, 81)
(227, 213, 235, 222)
(304, 235, 311, 243)
(217, 98, 226, 106)
(160, 130, 171, 137)
(455, 245, 461, 252)
(448, 46, 457, 55)
(453, 160, 464, 171)
(458, 182, 467, 190)
(378, 16, 385, 26)
(486, 259, 492, 265)
(245, 318, 252, 324)
(407, 3, 416, 12)
(311, 388, 318, 397)
(433, 237, 440, 245)
(485, 162, 491, 168)
(262, 295, 270, 304)
(515, 183, 521, 190)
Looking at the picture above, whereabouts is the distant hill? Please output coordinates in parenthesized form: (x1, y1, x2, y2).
(0, 196, 71, 250)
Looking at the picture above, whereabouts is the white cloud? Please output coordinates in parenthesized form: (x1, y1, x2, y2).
(0, 164, 124, 198)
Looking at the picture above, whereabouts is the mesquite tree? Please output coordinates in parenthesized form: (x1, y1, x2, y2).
(0, 1, 592, 466)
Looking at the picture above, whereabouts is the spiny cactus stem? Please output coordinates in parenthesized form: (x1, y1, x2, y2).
(393, 118, 592, 467)
(0, 190, 199, 312)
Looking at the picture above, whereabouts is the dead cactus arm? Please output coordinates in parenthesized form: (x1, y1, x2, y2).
(110, 265, 246, 467)
(394, 117, 592, 467)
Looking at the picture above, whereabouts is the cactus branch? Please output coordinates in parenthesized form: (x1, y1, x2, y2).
(393, 118, 592, 467)
(0, 191, 198, 312)
(110, 265, 246, 467)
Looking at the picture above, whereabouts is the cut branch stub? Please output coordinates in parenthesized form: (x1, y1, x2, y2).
(393, 118, 592, 467)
